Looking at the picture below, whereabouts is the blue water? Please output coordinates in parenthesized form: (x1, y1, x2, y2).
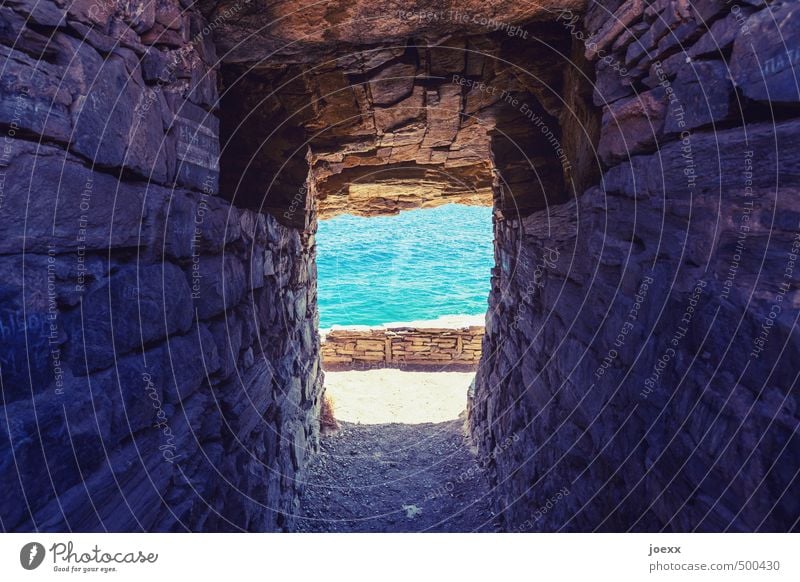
(317, 204, 494, 328)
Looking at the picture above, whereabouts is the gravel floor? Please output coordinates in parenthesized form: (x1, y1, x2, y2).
(293, 417, 499, 532)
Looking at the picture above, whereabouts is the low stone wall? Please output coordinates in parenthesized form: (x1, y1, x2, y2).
(321, 324, 484, 369)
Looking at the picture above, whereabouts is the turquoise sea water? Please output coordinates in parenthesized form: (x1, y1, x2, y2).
(316, 204, 494, 328)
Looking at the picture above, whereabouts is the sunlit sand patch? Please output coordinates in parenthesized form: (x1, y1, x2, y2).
(322, 369, 474, 424)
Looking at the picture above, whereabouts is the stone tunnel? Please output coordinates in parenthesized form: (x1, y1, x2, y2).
(0, 0, 798, 531)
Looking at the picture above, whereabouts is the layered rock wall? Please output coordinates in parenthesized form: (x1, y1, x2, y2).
(322, 324, 484, 369)
(470, 0, 800, 531)
(4, 0, 798, 534)
(0, 0, 321, 531)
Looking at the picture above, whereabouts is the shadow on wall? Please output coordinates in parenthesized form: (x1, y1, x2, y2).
(470, 0, 800, 533)
(0, 2, 323, 531)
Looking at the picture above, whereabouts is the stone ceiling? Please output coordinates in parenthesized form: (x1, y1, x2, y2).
(211, 1, 590, 223)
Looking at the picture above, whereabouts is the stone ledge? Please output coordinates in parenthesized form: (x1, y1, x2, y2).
(321, 316, 485, 370)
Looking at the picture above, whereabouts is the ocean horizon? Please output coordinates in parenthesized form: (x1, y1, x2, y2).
(316, 204, 494, 329)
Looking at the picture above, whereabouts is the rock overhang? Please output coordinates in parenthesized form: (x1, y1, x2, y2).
(201, 0, 587, 64)
(212, 2, 588, 222)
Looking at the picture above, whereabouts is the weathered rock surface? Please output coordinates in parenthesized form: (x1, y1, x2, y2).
(202, 0, 586, 62)
(470, 0, 800, 533)
(663, 60, 735, 132)
(0, 0, 322, 533)
(598, 88, 667, 165)
(2, 0, 799, 535)
(64, 262, 195, 372)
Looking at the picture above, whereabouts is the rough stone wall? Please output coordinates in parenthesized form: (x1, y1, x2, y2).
(470, 0, 800, 531)
(0, 0, 321, 531)
(322, 325, 484, 369)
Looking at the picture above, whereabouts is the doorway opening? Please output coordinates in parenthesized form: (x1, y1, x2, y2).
(316, 203, 493, 425)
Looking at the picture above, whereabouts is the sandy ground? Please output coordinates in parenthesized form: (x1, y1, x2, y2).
(322, 369, 475, 424)
(293, 369, 498, 532)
